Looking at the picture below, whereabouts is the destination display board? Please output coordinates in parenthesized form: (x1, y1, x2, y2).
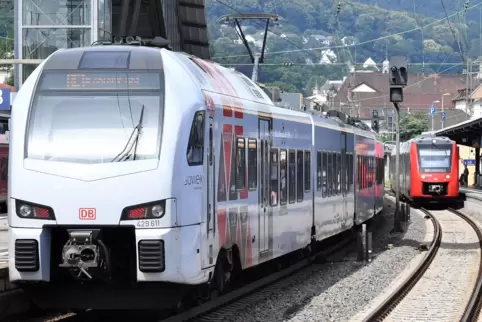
(39, 72, 162, 90)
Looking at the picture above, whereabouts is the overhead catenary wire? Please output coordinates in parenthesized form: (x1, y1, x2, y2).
(440, 0, 466, 64)
(213, 0, 321, 63)
(212, 2, 482, 60)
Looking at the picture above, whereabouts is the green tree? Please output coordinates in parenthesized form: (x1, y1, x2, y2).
(399, 112, 428, 141)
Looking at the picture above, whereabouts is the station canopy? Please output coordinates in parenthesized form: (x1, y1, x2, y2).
(434, 115, 482, 148)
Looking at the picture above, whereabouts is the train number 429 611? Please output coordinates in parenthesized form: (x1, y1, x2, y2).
(136, 219, 161, 228)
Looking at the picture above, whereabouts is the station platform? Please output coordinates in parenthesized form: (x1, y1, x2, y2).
(0, 214, 7, 268)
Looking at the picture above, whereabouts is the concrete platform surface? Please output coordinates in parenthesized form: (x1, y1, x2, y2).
(0, 216, 7, 268)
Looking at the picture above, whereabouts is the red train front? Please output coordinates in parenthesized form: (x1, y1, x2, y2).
(391, 134, 459, 205)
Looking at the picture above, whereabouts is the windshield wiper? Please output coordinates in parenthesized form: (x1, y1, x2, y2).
(111, 105, 145, 162)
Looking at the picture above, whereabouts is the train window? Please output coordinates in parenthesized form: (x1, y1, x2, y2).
(289, 150, 296, 204)
(270, 149, 279, 206)
(343, 153, 348, 193)
(336, 153, 341, 194)
(247, 139, 257, 190)
(328, 152, 333, 196)
(280, 150, 287, 205)
(348, 153, 353, 190)
(0, 120, 8, 134)
(235, 138, 246, 191)
(304, 151, 311, 192)
(356, 156, 360, 191)
(297, 150, 304, 202)
(317, 151, 322, 191)
(186, 111, 205, 166)
(377, 157, 379, 185)
(322, 152, 327, 197)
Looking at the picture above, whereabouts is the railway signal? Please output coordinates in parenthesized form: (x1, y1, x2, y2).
(388, 55, 408, 233)
(371, 109, 379, 133)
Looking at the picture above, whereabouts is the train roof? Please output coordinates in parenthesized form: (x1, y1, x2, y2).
(44, 45, 164, 71)
(40, 45, 379, 140)
(411, 135, 454, 145)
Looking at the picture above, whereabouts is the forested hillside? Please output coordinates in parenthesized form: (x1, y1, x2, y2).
(207, 0, 482, 91)
(1, 0, 481, 92)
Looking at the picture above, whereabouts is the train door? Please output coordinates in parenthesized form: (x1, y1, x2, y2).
(259, 118, 272, 254)
(341, 132, 348, 228)
(204, 111, 216, 268)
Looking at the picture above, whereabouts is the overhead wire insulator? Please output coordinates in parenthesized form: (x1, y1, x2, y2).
(282, 63, 293, 66)
(464, 0, 470, 13)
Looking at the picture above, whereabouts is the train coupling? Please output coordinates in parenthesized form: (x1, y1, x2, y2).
(59, 229, 109, 280)
(427, 184, 442, 194)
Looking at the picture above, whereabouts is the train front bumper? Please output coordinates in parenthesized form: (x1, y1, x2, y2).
(8, 224, 208, 284)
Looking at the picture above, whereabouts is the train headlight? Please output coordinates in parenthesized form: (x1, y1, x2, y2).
(421, 175, 426, 179)
(15, 200, 55, 220)
(446, 175, 450, 179)
(121, 200, 167, 220)
(151, 204, 164, 218)
(19, 205, 32, 217)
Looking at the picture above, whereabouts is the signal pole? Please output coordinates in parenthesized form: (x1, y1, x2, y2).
(389, 56, 408, 233)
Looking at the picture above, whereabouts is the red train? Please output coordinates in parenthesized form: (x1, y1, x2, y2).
(0, 112, 9, 213)
(389, 134, 459, 206)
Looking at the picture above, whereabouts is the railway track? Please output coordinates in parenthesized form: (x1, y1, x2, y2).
(160, 231, 356, 322)
(16, 228, 363, 322)
(364, 207, 482, 322)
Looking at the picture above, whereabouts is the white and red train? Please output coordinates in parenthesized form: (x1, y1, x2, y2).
(8, 42, 384, 310)
(389, 134, 459, 205)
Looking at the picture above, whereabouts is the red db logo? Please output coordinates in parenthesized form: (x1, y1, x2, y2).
(79, 208, 96, 220)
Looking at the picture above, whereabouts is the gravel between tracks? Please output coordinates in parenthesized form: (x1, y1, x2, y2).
(219, 198, 427, 322)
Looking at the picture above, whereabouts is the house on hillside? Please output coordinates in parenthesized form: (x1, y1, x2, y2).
(333, 71, 470, 131)
(452, 82, 482, 119)
(305, 79, 344, 109)
(362, 57, 379, 71)
(320, 49, 337, 64)
(310, 34, 331, 46)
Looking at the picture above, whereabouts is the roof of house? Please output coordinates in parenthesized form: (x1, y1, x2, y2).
(333, 72, 473, 118)
(0, 84, 14, 91)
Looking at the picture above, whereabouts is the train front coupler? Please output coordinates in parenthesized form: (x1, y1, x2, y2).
(59, 229, 111, 281)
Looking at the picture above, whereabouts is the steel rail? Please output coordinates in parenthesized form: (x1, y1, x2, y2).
(448, 208, 482, 322)
(363, 208, 442, 322)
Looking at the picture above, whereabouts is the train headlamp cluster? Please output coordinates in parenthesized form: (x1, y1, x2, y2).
(16, 200, 55, 220)
(121, 200, 166, 220)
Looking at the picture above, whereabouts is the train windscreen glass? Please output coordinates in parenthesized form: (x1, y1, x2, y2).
(417, 144, 452, 173)
(26, 71, 164, 164)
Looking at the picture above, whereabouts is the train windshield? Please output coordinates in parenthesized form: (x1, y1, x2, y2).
(417, 144, 452, 173)
(26, 71, 164, 164)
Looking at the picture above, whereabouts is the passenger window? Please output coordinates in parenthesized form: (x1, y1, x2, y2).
(297, 150, 303, 202)
(304, 151, 311, 192)
(322, 152, 327, 197)
(270, 149, 279, 206)
(336, 153, 341, 194)
(347, 153, 351, 191)
(280, 150, 287, 205)
(317, 151, 322, 191)
(186, 111, 204, 166)
(247, 139, 257, 190)
(328, 152, 333, 196)
(289, 150, 296, 203)
(357, 156, 361, 191)
(0, 120, 8, 134)
(349, 153, 353, 189)
(235, 138, 246, 190)
(342, 153, 347, 193)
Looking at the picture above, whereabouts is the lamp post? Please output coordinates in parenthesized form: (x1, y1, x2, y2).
(441, 93, 450, 129)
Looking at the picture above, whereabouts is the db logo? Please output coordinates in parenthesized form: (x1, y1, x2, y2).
(79, 208, 96, 220)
